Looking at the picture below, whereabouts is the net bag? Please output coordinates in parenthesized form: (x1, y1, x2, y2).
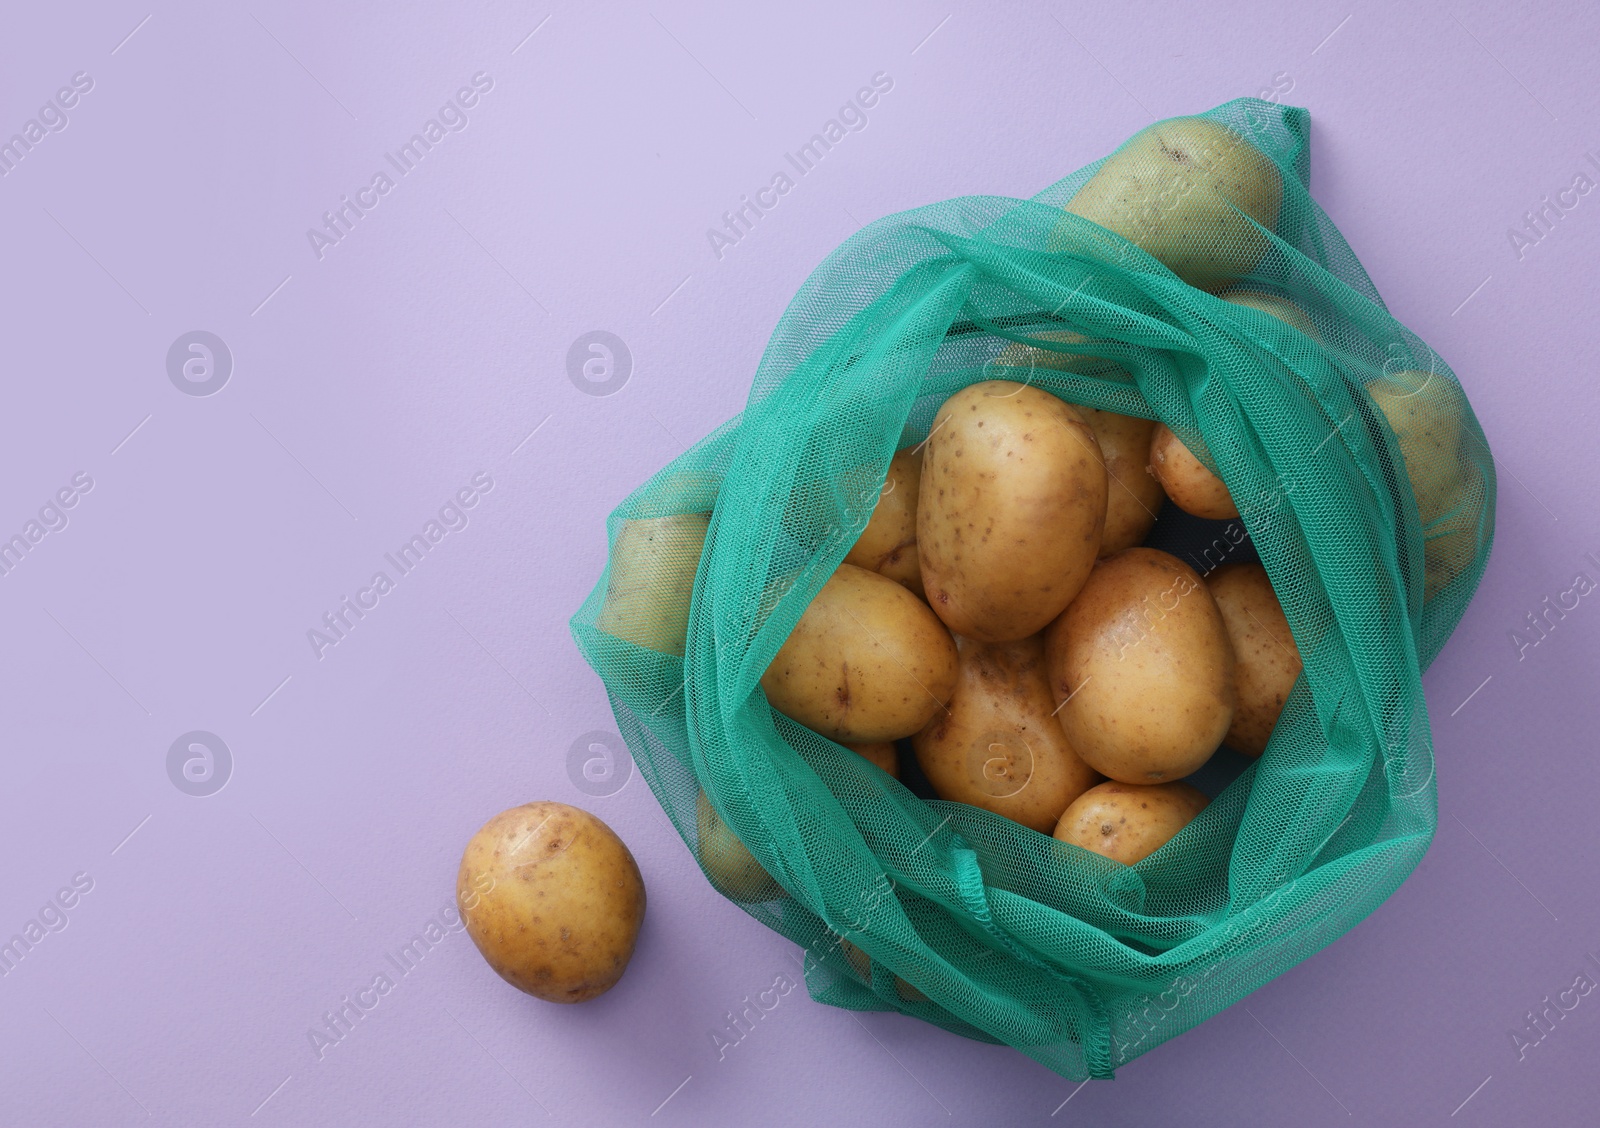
(571, 97, 1495, 1079)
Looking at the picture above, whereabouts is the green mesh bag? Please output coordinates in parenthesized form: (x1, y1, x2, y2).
(571, 98, 1494, 1079)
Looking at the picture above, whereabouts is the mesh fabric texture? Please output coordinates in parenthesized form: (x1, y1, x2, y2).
(571, 98, 1495, 1080)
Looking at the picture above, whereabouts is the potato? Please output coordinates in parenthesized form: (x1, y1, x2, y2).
(761, 564, 958, 742)
(845, 741, 899, 778)
(1054, 781, 1208, 865)
(991, 330, 1099, 373)
(1046, 548, 1236, 783)
(991, 336, 1164, 555)
(1367, 370, 1467, 526)
(840, 939, 926, 1001)
(1149, 424, 1238, 520)
(1366, 370, 1480, 600)
(896, 976, 928, 1002)
(1085, 408, 1165, 554)
(1141, 292, 1313, 524)
(1055, 117, 1282, 292)
(1219, 288, 1319, 340)
(696, 790, 781, 902)
(1422, 463, 1484, 601)
(840, 938, 871, 981)
(595, 513, 709, 655)
(1206, 564, 1300, 756)
(843, 449, 924, 597)
(918, 381, 1107, 642)
(457, 801, 646, 1003)
(913, 634, 1100, 833)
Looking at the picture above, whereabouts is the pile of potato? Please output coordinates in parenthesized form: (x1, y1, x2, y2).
(733, 116, 1472, 877)
(753, 316, 1466, 867)
(760, 376, 1282, 864)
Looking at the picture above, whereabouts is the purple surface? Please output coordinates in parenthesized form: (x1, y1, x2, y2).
(1, 0, 1596, 1123)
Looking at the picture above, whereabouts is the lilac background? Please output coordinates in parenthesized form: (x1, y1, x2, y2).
(1, 0, 1596, 1123)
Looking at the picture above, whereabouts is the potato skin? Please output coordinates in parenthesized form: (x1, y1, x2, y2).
(844, 741, 899, 778)
(1054, 781, 1208, 865)
(696, 790, 781, 902)
(1149, 424, 1238, 520)
(595, 513, 709, 655)
(1057, 117, 1282, 292)
(991, 335, 1164, 555)
(843, 449, 924, 597)
(1207, 564, 1300, 756)
(914, 634, 1100, 833)
(918, 381, 1107, 642)
(457, 802, 646, 1004)
(1045, 548, 1236, 783)
(761, 564, 958, 742)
